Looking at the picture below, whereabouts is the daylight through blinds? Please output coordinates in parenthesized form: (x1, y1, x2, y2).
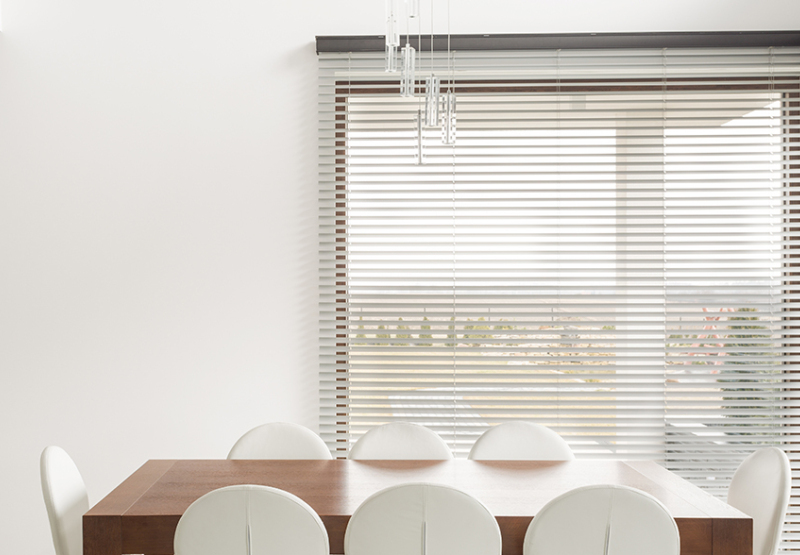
(318, 46, 800, 549)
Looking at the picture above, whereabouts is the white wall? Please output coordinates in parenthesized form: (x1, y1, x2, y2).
(1, 1, 798, 554)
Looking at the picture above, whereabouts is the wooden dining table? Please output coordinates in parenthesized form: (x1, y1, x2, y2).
(83, 458, 751, 555)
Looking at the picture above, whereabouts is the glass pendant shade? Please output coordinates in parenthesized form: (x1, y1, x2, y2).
(424, 76, 440, 126)
(442, 90, 456, 144)
(400, 45, 416, 96)
(386, 44, 398, 72)
(385, 0, 400, 72)
(415, 109, 423, 165)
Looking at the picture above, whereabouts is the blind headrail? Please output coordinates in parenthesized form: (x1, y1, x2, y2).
(315, 31, 800, 54)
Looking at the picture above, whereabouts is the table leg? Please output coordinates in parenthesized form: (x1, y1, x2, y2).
(713, 518, 752, 555)
(498, 517, 532, 555)
(84, 515, 122, 555)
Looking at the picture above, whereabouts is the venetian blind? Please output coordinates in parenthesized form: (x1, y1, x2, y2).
(318, 45, 800, 549)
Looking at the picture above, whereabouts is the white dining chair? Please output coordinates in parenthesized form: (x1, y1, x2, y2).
(347, 422, 454, 460)
(227, 422, 332, 460)
(174, 484, 329, 555)
(468, 422, 575, 461)
(523, 484, 680, 555)
(344, 483, 501, 555)
(40, 446, 90, 555)
(727, 447, 791, 555)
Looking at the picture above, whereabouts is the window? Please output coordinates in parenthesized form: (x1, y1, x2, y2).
(318, 40, 800, 548)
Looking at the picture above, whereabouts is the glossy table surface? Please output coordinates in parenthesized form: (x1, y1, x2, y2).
(83, 459, 751, 555)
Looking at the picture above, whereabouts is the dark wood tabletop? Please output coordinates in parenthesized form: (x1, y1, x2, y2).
(83, 459, 751, 555)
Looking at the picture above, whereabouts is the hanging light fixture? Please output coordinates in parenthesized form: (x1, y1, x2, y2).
(387, 0, 417, 98)
(424, 75, 440, 126)
(385, 0, 456, 162)
(442, 89, 456, 144)
(400, 43, 415, 97)
(441, 0, 455, 146)
(385, 0, 399, 72)
(400, 0, 417, 96)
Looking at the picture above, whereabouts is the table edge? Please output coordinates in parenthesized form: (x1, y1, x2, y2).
(86, 460, 177, 516)
(623, 460, 749, 519)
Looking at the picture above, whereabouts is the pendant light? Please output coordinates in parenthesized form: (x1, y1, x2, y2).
(385, 0, 456, 162)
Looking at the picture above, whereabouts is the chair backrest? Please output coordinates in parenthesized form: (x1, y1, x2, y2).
(523, 484, 680, 555)
(727, 447, 791, 555)
(347, 422, 454, 460)
(174, 484, 329, 555)
(227, 422, 332, 460)
(344, 483, 501, 555)
(468, 422, 575, 461)
(40, 446, 89, 555)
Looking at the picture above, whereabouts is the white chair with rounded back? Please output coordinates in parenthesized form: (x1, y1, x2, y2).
(227, 422, 332, 460)
(468, 422, 575, 461)
(40, 446, 89, 555)
(727, 447, 791, 555)
(174, 484, 329, 555)
(523, 484, 680, 555)
(344, 483, 501, 555)
(347, 422, 453, 460)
